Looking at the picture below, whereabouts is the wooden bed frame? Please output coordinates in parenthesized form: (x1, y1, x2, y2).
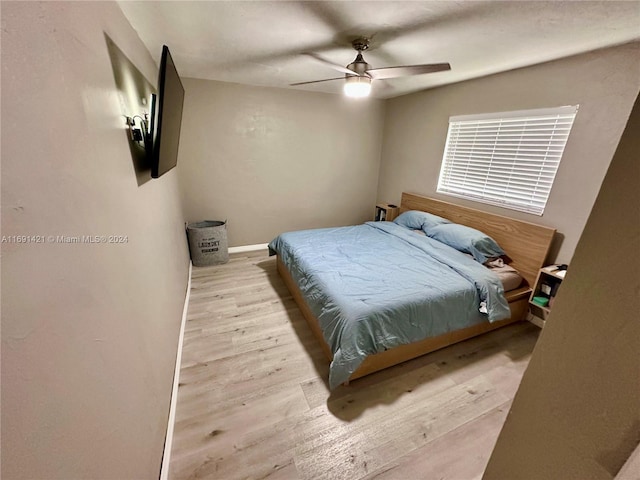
(277, 192, 556, 383)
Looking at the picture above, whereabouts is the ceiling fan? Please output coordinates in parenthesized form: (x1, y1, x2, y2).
(290, 37, 451, 98)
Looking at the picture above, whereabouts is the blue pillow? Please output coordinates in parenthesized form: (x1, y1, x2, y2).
(427, 223, 505, 264)
(393, 210, 451, 231)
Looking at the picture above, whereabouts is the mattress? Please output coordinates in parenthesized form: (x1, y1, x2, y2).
(485, 258, 523, 291)
(269, 221, 511, 388)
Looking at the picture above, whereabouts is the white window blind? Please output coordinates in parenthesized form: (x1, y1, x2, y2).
(437, 105, 578, 215)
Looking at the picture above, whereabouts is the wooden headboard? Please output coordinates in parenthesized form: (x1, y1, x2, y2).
(400, 192, 556, 288)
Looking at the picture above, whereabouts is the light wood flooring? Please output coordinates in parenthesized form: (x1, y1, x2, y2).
(169, 250, 540, 480)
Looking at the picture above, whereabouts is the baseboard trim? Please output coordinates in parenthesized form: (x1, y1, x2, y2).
(228, 243, 269, 254)
(159, 261, 192, 480)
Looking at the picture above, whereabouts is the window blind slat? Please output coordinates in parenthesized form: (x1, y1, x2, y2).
(437, 106, 578, 216)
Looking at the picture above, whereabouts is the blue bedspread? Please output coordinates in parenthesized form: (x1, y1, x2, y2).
(268, 221, 510, 389)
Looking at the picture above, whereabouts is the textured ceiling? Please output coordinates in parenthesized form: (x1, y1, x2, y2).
(118, 1, 640, 99)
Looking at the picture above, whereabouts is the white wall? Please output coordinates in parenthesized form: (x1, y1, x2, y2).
(178, 79, 386, 246)
(377, 42, 640, 264)
(1, 2, 190, 479)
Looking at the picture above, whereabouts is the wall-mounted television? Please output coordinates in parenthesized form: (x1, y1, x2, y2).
(148, 45, 184, 178)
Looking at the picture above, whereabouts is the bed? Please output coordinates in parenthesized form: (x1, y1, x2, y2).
(269, 192, 556, 388)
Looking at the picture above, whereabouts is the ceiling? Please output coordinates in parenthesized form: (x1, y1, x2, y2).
(118, 1, 640, 99)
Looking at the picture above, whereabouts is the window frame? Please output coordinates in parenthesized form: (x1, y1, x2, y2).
(436, 105, 579, 216)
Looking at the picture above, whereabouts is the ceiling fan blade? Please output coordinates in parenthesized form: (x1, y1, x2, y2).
(290, 77, 346, 86)
(303, 52, 359, 77)
(366, 63, 451, 80)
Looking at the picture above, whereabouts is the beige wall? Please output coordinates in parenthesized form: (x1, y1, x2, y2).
(1, 2, 190, 479)
(2, 2, 638, 478)
(484, 92, 640, 479)
(377, 42, 640, 264)
(178, 79, 386, 247)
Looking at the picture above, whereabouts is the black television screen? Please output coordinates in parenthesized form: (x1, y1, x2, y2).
(150, 45, 184, 178)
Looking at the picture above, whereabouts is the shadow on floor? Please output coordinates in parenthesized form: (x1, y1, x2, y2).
(258, 255, 540, 421)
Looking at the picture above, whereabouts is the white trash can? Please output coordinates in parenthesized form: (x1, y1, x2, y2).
(186, 220, 229, 266)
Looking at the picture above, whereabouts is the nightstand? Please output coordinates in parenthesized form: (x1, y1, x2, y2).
(528, 264, 568, 327)
(374, 203, 399, 222)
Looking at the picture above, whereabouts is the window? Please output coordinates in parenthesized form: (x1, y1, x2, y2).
(437, 105, 578, 215)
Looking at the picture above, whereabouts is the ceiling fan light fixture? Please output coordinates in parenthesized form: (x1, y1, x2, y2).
(343, 75, 371, 98)
(292, 36, 450, 95)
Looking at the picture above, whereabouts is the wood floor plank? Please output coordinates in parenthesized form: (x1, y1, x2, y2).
(361, 401, 512, 480)
(294, 376, 508, 480)
(169, 250, 540, 480)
